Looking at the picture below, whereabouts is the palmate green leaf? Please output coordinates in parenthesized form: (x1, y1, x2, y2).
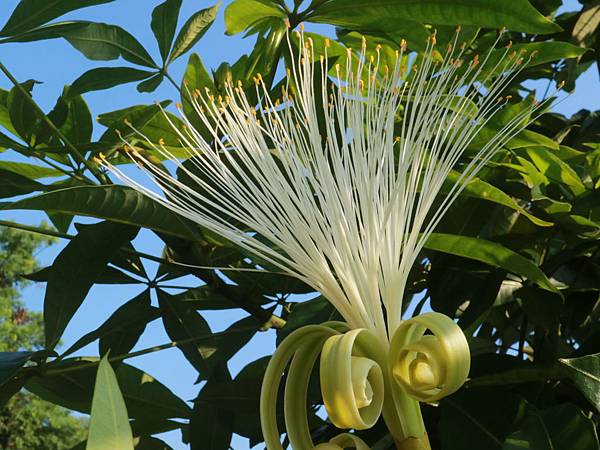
(151, 0, 183, 63)
(3, 185, 197, 239)
(158, 289, 219, 379)
(503, 404, 599, 450)
(62, 290, 160, 358)
(559, 353, 600, 413)
(425, 233, 558, 293)
(86, 357, 134, 450)
(26, 358, 191, 418)
(159, 290, 261, 380)
(224, 0, 286, 36)
(308, 0, 561, 35)
(43, 221, 139, 349)
(0, 0, 115, 37)
(70, 67, 156, 96)
(168, 3, 219, 64)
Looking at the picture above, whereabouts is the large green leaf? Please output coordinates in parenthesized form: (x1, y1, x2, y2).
(60, 22, 156, 67)
(309, 0, 561, 35)
(168, 4, 219, 64)
(62, 290, 160, 358)
(445, 170, 552, 227)
(70, 67, 155, 96)
(425, 233, 557, 293)
(7, 80, 39, 144)
(43, 221, 139, 348)
(439, 389, 528, 450)
(136, 73, 164, 93)
(3, 185, 197, 239)
(0, 168, 46, 198)
(0, 0, 115, 37)
(525, 146, 586, 196)
(503, 404, 599, 450)
(191, 380, 234, 450)
(224, 0, 286, 36)
(559, 353, 600, 413)
(98, 101, 170, 144)
(0, 161, 63, 179)
(26, 358, 191, 418)
(86, 357, 134, 450)
(151, 0, 183, 62)
(60, 92, 93, 144)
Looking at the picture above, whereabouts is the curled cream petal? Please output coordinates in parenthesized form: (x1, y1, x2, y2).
(320, 329, 385, 429)
(260, 322, 351, 450)
(389, 312, 470, 403)
(313, 433, 371, 449)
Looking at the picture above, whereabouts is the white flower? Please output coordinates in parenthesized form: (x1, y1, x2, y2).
(103, 29, 545, 344)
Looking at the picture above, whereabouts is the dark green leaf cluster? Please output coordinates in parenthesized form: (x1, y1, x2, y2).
(0, 0, 599, 449)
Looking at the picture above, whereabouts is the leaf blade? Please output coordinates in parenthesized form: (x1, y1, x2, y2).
(86, 357, 134, 450)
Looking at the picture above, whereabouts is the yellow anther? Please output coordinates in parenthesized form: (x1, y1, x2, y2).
(159, 138, 165, 145)
(400, 39, 407, 52)
(325, 38, 330, 48)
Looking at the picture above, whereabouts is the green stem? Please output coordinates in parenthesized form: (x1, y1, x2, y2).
(44, 325, 260, 376)
(163, 71, 182, 95)
(0, 61, 108, 184)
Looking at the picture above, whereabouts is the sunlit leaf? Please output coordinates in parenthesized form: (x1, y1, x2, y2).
(86, 357, 134, 450)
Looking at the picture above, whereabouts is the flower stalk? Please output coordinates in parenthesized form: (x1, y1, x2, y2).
(102, 27, 551, 449)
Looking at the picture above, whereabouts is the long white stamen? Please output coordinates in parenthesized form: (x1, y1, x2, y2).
(102, 30, 549, 342)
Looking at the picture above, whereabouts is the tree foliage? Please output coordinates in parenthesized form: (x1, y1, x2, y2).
(0, 0, 599, 449)
(0, 227, 87, 449)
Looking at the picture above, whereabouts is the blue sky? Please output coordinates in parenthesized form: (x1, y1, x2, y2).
(0, 1, 599, 449)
